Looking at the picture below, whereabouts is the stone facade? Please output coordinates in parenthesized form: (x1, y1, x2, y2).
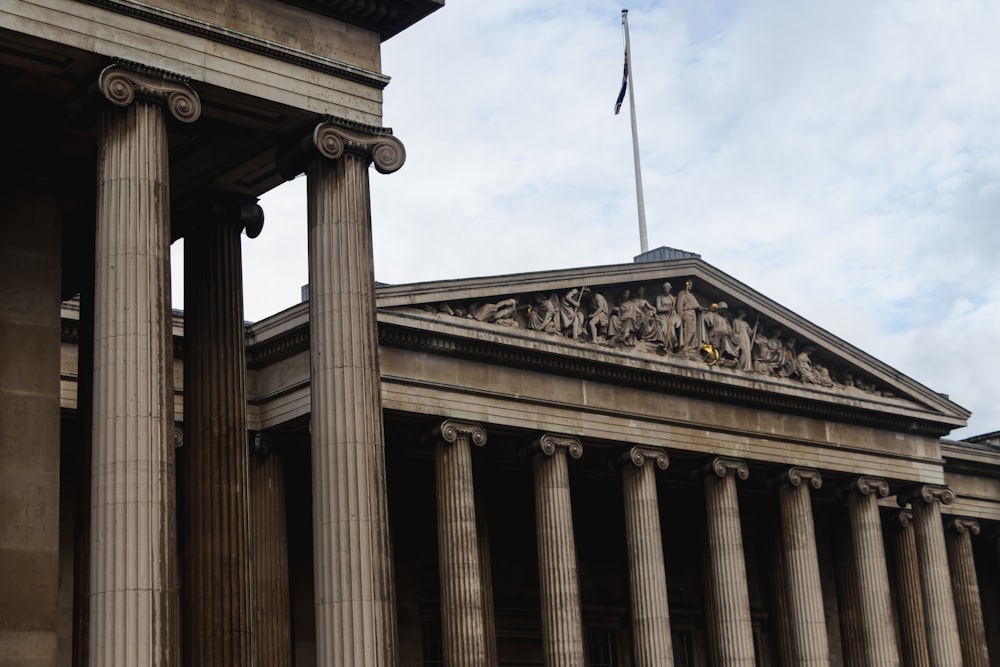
(3, 2, 1000, 667)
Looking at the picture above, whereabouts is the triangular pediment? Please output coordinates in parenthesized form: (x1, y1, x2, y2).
(375, 258, 969, 433)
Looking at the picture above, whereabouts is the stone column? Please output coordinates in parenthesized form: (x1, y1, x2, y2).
(182, 197, 262, 665)
(434, 420, 489, 667)
(946, 518, 989, 667)
(903, 485, 962, 667)
(622, 446, 674, 667)
(533, 433, 586, 667)
(249, 435, 293, 667)
(474, 480, 499, 667)
(888, 511, 930, 667)
(89, 63, 199, 666)
(776, 467, 830, 666)
(843, 476, 900, 667)
(0, 190, 61, 666)
(702, 457, 755, 666)
(833, 513, 865, 667)
(283, 120, 405, 666)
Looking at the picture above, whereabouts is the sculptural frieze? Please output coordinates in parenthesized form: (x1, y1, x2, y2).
(415, 277, 894, 398)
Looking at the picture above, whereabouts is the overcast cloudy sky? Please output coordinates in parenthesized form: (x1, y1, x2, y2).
(174, 0, 999, 438)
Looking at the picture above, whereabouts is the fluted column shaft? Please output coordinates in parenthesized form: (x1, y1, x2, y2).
(183, 208, 255, 665)
(834, 514, 865, 667)
(703, 457, 755, 666)
(845, 477, 900, 667)
(946, 518, 989, 667)
(89, 64, 199, 666)
(250, 443, 293, 667)
(434, 420, 488, 667)
(906, 486, 962, 666)
(534, 434, 585, 667)
(475, 479, 499, 667)
(777, 468, 830, 666)
(889, 511, 930, 667)
(622, 447, 673, 667)
(304, 121, 405, 667)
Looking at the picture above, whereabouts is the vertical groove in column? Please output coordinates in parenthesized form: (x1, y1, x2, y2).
(183, 215, 252, 665)
(770, 522, 795, 667)
(622, 451, 673, 667)
(474, 478, 499, 667)
(90, 102, 178, 666)
(846, 480, 900, 666)
(834, 514, 865, 667)
(250, 450, 293, 667)
(889, 512, 930, 667)
(703, 460, 755, 666)
(435, 423, 487, 667)
(778, 471, 830, 666)
(534, 446, 585, 667)
(308, 154, 396, 667)
(946, 520, 989, 667)
(909, 490, 962, 667)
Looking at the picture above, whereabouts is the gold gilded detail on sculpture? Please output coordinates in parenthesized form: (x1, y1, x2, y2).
(535, 433, 583, 459)
(98, 63, 201, 123)
(626, 446, 670, 470)
(420, 277, 894, 398)
(438, 419, 487, 447)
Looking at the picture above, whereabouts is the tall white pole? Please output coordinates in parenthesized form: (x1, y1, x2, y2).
(623, 9, 649, 254)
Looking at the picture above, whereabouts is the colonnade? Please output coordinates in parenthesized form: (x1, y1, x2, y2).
(425, 420, 991, 667)
(80, 60, 405, 665)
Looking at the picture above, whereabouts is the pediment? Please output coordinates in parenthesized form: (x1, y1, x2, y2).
(375, 258, 969, 433)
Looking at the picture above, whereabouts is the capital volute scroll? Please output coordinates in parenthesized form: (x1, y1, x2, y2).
(898, 483, 955, 508)
(700, 456, 750, 481)
(624, 445, 669, 471)
(948, 517, 980, 535)
(436, 419, 487, 448)
(842, 476, 890, 499)
(98, 63, 201, 123)
(533, 433, 583, 459)
(277, 117, 405, 179)
(783, 466, 822, 489)
(897, 509, 913, 529)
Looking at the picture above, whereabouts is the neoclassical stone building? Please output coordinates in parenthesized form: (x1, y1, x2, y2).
(2, 2, 999, 667)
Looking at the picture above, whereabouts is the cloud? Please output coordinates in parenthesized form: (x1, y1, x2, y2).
(234, 1, 1000, 437)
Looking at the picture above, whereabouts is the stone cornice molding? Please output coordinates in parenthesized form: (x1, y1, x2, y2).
(436, 419, 487, 448)
(98, 63, 201, 123)
(624, 445, 670, 470)
(779, 466, 822, 489)
(898, 484, 955, 507)
(277, 118, 405, 179)
(702, 456, 750, 480)
(533, 433, 583, 459)
(948, 517, 980, 535)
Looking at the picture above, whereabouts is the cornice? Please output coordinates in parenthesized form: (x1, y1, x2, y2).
(78, 0, 391, 89)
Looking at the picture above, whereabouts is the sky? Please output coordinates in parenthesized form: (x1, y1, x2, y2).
(172, 0, 1000, 439)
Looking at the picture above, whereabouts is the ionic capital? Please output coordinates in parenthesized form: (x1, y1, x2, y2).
(702, 456, 749, 481)
(898, 484, 955, 508)
(98, 63, 200, 123)
(781, 466, 822, 489)
(841, 476, 890, 499)
(436, 419, 487, 448)
(533, 433, 583, 459)
(897, 509, 913, 529)
(624, 445, 669, 471)
(277, 118, 405, 179)
(948, 517, 980, 536)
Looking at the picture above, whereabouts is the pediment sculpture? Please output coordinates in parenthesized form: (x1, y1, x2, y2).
(421, 279, 893, 398)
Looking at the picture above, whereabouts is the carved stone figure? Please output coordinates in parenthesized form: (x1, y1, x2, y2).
(528, 294, 559, 334)
(558, 288, 588, 340)
(731, 310, 754, 372)
(609, 288, 641, 347)
(653, 282, 681, 352)
(676, 279, 705, 353)
(754, 328, 785, 374)
(703, 302, 738, 362)
(470, 298, 518, 326)
(587, 292, 610, 342)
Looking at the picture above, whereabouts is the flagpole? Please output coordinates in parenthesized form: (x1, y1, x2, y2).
(622, 8, 649, 254)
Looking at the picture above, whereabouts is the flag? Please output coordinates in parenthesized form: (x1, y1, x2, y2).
(614, 52, 628, 115)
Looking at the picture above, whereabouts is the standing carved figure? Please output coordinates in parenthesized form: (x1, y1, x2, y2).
(558, 287, 588, 340)
(730, 310, 754, 371)
(653, 282, 681, 351)
(676, 279, 705, 353)
(703, 302, 738, 361)
(609, 288, 641, 347)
